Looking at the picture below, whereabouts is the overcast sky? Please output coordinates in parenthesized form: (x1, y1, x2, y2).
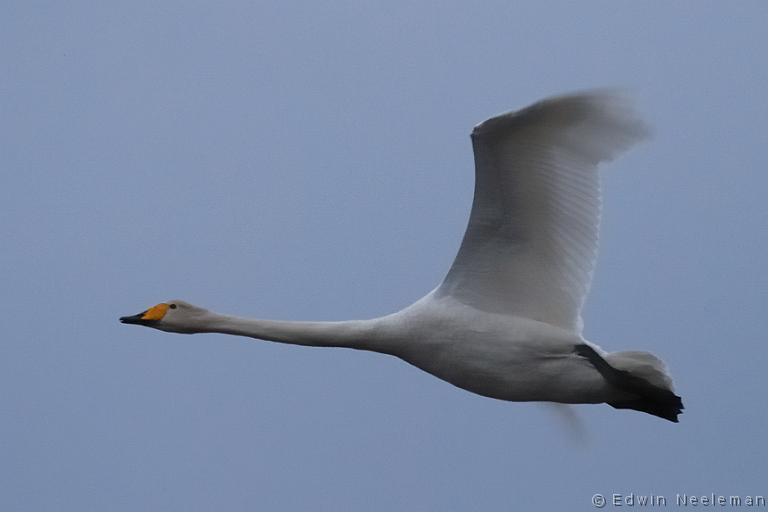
(3, 1, 767, 510)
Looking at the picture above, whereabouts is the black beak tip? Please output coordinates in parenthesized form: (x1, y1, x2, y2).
(120, 313, 145, 325)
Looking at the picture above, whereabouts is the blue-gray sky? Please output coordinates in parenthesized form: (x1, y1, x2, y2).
(3, 2, 767, 510)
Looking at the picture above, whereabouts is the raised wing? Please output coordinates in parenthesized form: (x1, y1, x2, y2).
(437, 91, 648, 332)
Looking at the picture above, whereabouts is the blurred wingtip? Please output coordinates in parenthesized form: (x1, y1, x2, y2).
(545, 403, 591, 446)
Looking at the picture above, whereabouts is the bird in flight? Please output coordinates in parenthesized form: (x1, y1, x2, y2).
(121, 90, 683, 422)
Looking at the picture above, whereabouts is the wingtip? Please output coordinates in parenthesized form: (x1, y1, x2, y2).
(471, 89, 652, 146)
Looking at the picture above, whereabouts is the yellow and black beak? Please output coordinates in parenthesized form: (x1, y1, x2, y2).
(120, 303, 170, 325)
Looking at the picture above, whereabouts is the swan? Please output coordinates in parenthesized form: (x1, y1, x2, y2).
(121, 90, 683, 422)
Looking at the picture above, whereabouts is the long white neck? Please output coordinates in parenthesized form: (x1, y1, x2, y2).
(195, 312, 386, 352)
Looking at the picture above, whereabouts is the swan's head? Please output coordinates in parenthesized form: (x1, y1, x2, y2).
(119, 300, 210, 334)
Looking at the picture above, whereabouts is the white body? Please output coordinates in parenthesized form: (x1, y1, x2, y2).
(371, 292, 617, 404)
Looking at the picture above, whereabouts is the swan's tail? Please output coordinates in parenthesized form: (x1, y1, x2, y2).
(575, 345, 684, 422)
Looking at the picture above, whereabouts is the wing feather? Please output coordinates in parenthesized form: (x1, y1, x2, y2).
(437, 91, 649, 332)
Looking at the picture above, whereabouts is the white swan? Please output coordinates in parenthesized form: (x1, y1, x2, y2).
(121, 90, 683, 422)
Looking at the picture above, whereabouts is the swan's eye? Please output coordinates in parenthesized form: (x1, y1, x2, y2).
(169, 304, 177, 309)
